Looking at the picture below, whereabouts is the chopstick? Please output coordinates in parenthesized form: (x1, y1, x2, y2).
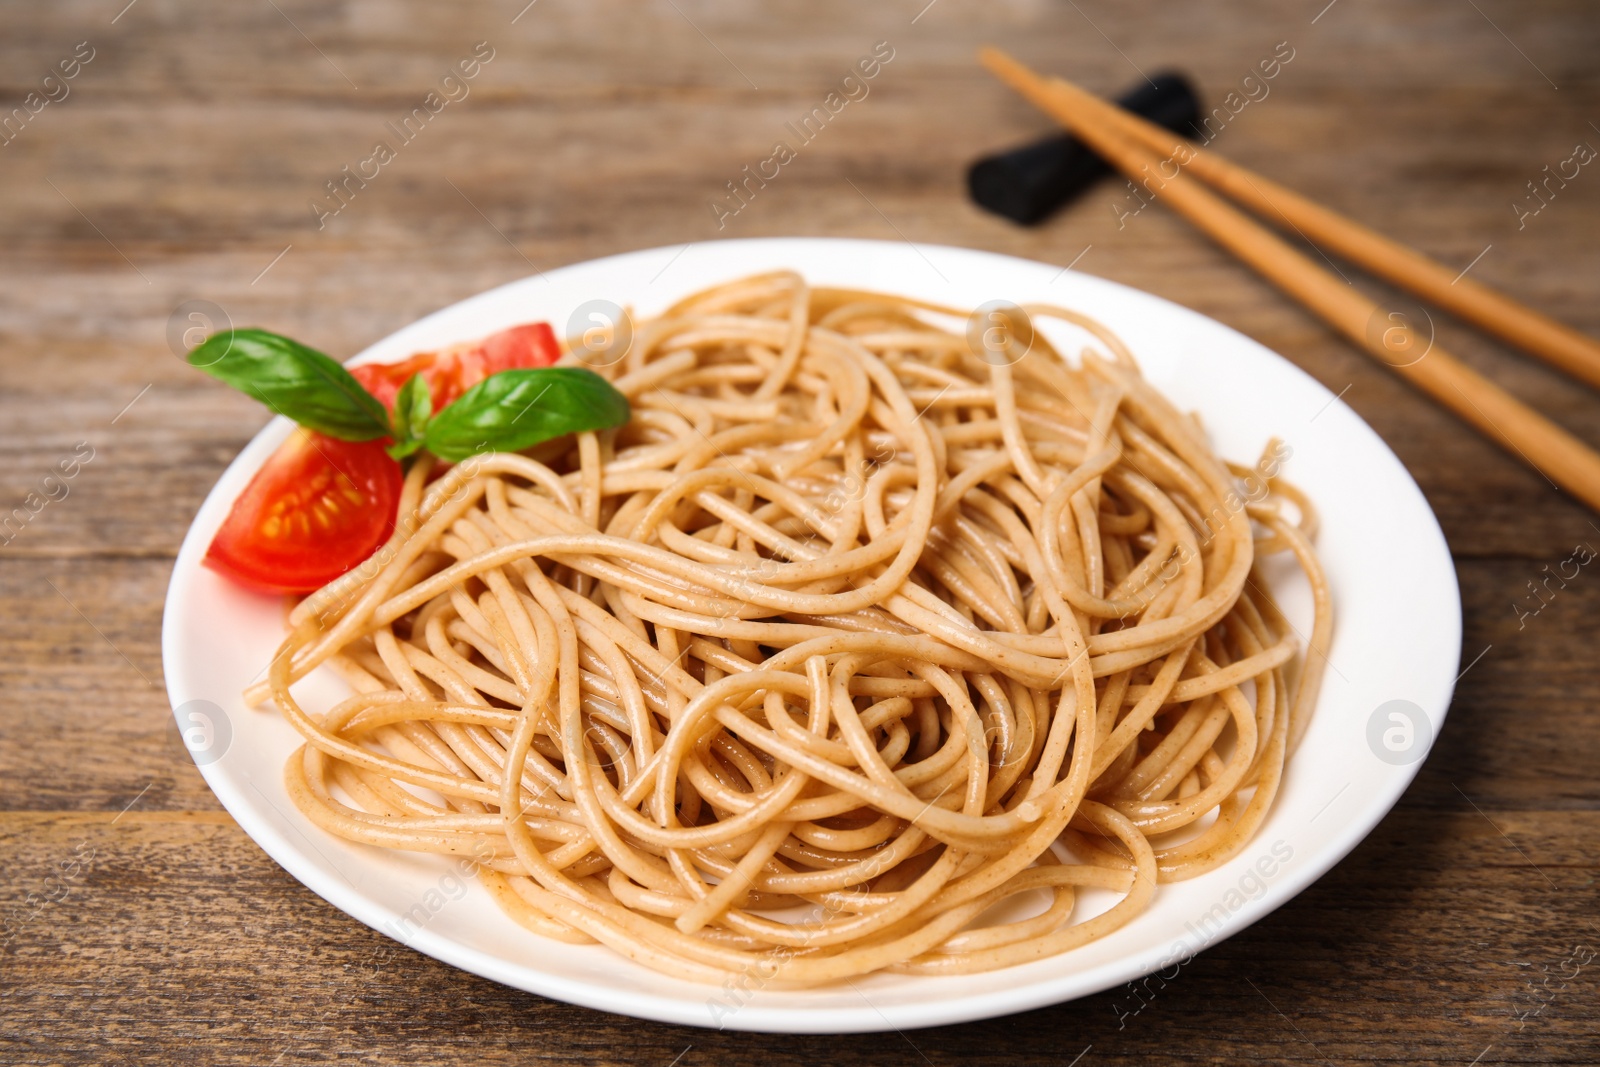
(979, 47, 1600, 514)
(1016, 68, 1600, 393)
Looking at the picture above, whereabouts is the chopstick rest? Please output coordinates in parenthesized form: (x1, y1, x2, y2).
(967, 72, 1200, 225)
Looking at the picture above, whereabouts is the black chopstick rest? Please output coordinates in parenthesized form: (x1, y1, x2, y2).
(968, 72, 1202, 225)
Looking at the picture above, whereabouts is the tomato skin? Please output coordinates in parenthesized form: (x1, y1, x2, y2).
(203, 430, 402, 595)
(349, 322, 561, 412)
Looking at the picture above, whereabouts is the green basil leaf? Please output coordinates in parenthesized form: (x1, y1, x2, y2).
(386, 373, 432, 460)
(385, 373, 431, 459)
(423, 367, 630, 462)
(188, 329, 391, 441)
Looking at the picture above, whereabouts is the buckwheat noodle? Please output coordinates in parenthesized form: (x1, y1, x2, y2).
(250, 271, 1331, 985)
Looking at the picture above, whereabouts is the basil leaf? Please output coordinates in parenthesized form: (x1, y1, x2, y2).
(188, 329, 391, 442)
(387, 373, 432, 460)
(423, 367, 630, 462)
(398, 373, 432, 436)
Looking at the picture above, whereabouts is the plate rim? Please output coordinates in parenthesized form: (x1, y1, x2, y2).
(162, 235, 1462, 1033)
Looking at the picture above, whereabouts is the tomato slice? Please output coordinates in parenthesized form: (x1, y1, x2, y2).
(204, 429, 403, 594)
(349, 322, 561, 412)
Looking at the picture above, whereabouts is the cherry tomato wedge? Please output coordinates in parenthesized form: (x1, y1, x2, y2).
(349, 322, 561, 412)
(204, 429, 403, 594)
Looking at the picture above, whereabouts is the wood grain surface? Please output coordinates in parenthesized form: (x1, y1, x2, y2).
(2, 1, 1597, 1064)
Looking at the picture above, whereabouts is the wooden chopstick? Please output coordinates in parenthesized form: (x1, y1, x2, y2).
(979, 47, 1600, 514)
(1026, 64, 1600, 393)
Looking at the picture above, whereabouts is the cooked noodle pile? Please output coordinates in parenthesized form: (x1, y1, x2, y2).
(253, 271, 1331, 984)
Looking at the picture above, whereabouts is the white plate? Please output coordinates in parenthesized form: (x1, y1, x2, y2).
(162, 237, 1461, 1033)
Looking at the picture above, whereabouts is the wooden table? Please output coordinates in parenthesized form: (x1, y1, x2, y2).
(3, 1, 1596, 1063)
